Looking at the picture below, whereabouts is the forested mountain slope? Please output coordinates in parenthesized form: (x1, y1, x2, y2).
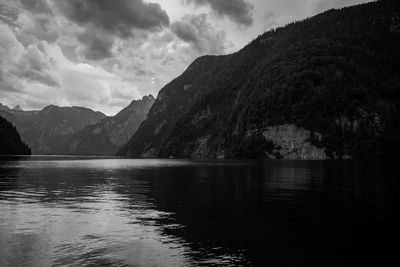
(0, 116, 31, 155)
(62, 95, 155, 155)
(118, 0, 400, 159)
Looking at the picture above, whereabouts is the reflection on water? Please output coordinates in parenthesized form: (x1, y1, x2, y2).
(0, 157, 397, 266)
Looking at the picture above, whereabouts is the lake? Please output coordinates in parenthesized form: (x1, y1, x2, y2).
(0, 157, 396, 266)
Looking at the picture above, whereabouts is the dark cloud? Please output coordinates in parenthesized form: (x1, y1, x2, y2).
(33, 17, 59, 42)
(0, 79, 25, 93)
(20, 0, 52, 15)
(55, 0, 170, 38)
(171, 21, 198, 44)
(11, 44, 60, 87)
(17, 16, 60, 45)
(59, 44, 80, 63)
(0, 3, 19, 27)
(1, 1, 59, 44)
(77, 27, 115, 60)
(171, 14, 227, 54)
(184, 0, 253, 26)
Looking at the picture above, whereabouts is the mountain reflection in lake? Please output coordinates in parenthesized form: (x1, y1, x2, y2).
(0, 157, 396, 266)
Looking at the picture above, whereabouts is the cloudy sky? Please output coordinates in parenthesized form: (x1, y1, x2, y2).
(0, 0, 371, 115)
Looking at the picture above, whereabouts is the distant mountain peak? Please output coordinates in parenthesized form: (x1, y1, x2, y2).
(126, 95, 155, 108)
(43, 104, 58, 111)
(13, 105, 23, 111)
(60, 95, 155, 156)
(0, 103, 11, 111)
(142, 95, 155, 101)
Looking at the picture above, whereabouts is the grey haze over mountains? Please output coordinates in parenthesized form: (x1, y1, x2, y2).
(0, 95, 155, 155)
(61, 95, 155, 156)
(0, 104, 106, 154)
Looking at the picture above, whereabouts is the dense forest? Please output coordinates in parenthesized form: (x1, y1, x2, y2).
(119, 0, 400, 159)
(0, 116, 31, 155)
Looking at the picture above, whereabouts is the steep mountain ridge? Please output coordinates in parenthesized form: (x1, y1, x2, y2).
(62, 95, 155, 155)
(119, 1, 400, 159)
(0, 116, 31, 155)
(0, 103, 11, 112)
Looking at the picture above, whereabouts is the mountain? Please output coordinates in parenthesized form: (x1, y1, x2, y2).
(118, 1, 400, 159)
(13, 105, 23, 111)
(0, 106, 106, 154)
(0, 116, 31, 155)
(61, 95, 155, 156)
(0, 103, 11, 112)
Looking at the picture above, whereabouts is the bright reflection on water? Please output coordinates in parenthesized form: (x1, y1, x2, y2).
(0, 157, 396, 266)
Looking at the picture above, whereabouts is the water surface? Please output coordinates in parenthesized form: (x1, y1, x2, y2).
(0, 157, 396, 266)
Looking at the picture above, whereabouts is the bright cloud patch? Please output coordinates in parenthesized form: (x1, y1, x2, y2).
(184, 0, 254, 26)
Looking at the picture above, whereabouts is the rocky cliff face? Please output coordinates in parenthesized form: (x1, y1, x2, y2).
(118, 1, 400, 159)
(262, 125, 327, 160)
(0, 105, 105, 154)
(62, 95, 155, 155)
(0, 116, 31, 155)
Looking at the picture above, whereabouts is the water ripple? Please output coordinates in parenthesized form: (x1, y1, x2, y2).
(0, 157, 396, 266)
